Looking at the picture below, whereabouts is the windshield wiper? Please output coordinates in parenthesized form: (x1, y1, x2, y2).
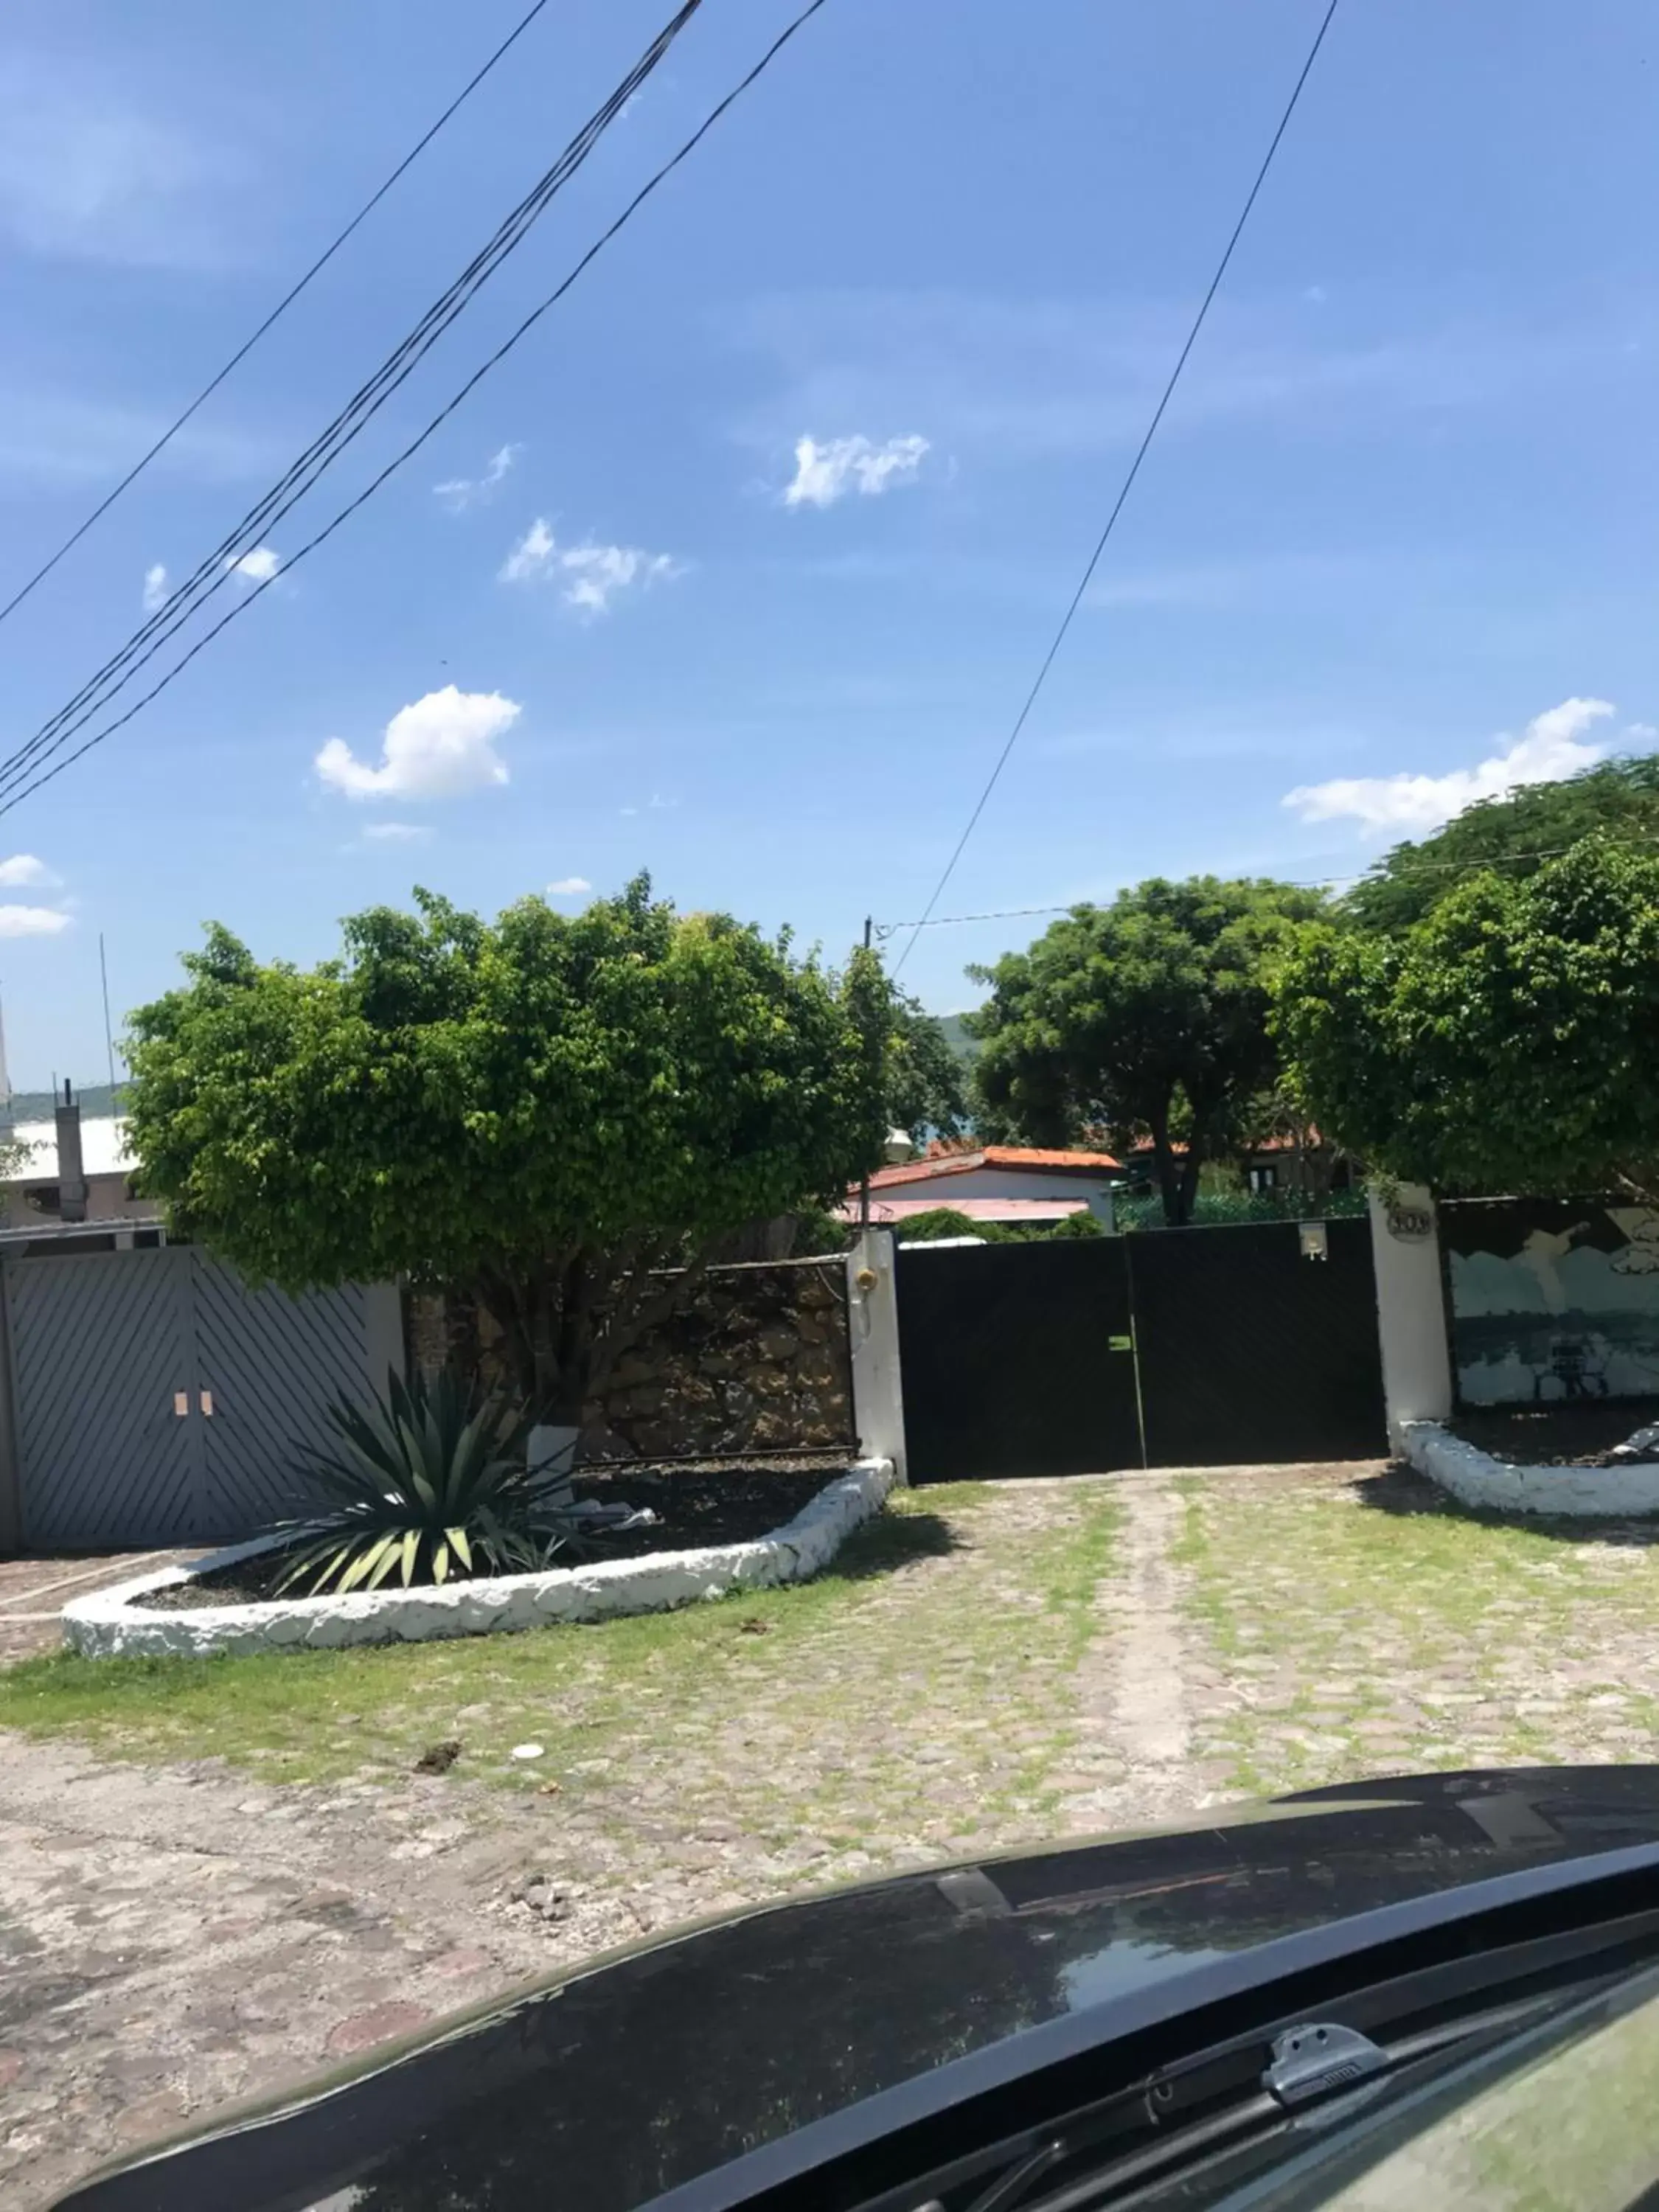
(922, 1982, 1618, 2212)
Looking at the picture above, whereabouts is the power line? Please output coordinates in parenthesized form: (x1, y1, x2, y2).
(0, 0, 560, 636)
(874, 828, 1659, 938)
(0, 0, 706, 809)
(0, 0, 832, 819)
(891, 0, 1343, 977)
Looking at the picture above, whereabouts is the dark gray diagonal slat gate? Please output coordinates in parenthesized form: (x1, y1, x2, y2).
(5, 1248, 204, 1548)
(192, 1261, 370, 1532)
(5, 1248, 380, 1549)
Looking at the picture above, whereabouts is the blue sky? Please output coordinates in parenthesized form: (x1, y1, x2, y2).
(1, 0, 1655, 1085)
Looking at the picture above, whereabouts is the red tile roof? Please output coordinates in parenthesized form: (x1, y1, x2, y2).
(864, 1144, 1119, 1192)
(1122, 1129, 1327, 1158)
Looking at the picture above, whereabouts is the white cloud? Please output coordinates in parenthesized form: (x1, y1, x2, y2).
(0, 69, 236, 268)
(142, 561, 168, 612)
(0, 905, 70, 937)
(0, 855, 55, 888)
(499, 516, 555, 582)
(315, 685, 520, 802)
(734, 291, 1641, 476)
(0, 386, 275, 489)
(434, 442, 521, 512)
(1282, 698, 1621, 836)
(361, 821, 433, 843)
(499, 519, 681, 615)
(225, 545, 280, 583)
(782, 432, 930, 509)
(547, 876, 591, 896)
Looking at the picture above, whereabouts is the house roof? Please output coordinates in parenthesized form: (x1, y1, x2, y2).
(865, 1144, 1120, 1191)
(1121, 1129, 1326, 1159)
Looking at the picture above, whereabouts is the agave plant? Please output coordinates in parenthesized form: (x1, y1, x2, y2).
(271, 1371, 591, 1599)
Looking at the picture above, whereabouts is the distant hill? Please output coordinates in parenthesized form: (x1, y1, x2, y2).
(4, 1084, 123, 1122)
(936, 1012, 981, 1063)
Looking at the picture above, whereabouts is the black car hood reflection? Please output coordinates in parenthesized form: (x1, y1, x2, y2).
(55, 1767, 1659, 2212)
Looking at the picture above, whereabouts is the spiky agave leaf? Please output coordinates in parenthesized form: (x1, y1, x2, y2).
(264, 1369, 611, 1596)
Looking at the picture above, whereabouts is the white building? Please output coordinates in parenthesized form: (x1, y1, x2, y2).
(840, 1145, 1121, 1230)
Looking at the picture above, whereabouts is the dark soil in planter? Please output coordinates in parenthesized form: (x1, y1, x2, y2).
(132, 1461, 847, 1611)
(1447, 1398, 1659, 1467)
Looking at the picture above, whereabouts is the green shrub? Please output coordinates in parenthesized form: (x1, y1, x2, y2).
(788, 1205, 852, 1256)
(891, 1206, 1008, 1243)
(1115, 1185, 1368, 1231)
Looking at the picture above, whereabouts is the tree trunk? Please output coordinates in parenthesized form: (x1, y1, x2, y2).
(474, 1261, 589, 1427)
(1149, 1110, 1188, 1227)
(473, 1238, 716, 1434)
(1176, 1151, 1201, 1225)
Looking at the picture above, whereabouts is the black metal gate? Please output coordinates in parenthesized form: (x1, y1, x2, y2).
(897, 1217, 1385, 1483)
(1128, 1217, 1387, 1467)
(896, 1238, 1143, 1483)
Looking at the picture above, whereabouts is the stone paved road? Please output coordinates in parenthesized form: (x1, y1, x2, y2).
(0, 1478, 1113, 2208)
(8, 1461, 1659, 2208)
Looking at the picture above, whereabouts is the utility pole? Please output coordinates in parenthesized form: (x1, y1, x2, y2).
(859, 915, 873, 1234)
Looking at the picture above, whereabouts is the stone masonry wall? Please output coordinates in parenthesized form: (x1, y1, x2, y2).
(405, 1257, 853, 1463)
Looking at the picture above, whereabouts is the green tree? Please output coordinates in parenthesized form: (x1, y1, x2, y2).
(1345, 752, 1659, 933)
(968, 877, 1327, 1225)
(882, 990, 971, 1141)
(125, 878, 887, 1422)
(1276, 836, 1659, 1197)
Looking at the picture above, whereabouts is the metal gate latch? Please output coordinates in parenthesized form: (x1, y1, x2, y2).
(1263, 2023, 1387, 2107)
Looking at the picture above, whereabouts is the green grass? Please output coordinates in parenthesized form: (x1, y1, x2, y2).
(0, 1481, 1114, 1848)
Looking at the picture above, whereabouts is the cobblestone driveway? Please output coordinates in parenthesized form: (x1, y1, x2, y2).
(6, 1462, 1659, 2207)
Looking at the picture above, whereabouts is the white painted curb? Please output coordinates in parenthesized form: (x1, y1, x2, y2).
(62, 1460, 896, 1660)
(1395, 1420, 1659, 1517)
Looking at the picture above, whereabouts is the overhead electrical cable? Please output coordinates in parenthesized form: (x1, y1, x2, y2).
(0, 0, 560, 633)
(891, 0, 1343, 977)
(871, 831, 1659, 936)
(0, 0, 715, 809)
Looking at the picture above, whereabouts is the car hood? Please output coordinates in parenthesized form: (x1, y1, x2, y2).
(56, 1766, 1659, 2212)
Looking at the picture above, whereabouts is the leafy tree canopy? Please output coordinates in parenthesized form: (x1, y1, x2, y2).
(882, 990, 971, 1142)
(1344, 752, 1659, 933)
(125, 877, 888, 1419)
(967, 877, 1328, 1225)
(1276, 836, 1659, 1197)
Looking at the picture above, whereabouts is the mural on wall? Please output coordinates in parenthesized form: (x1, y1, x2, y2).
(1440, 1200, 1659, 1407)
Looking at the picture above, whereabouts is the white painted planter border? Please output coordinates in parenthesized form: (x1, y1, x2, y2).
(63, 1459, 895, 1660)
(1396, 1420, 1659, 1517)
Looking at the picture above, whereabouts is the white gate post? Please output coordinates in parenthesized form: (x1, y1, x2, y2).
(847, 1227, 908, 1484)
(1368, 1182, 1454, 1444)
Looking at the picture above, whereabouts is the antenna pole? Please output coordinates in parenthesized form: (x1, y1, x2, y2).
(100, 933, 118, 1105)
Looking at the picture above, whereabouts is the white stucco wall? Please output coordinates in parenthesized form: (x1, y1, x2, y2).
(1369, 1183, 1455, 1441)
(872, 1166, 1115, 1205)
(848, 1232, 907, 1484)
